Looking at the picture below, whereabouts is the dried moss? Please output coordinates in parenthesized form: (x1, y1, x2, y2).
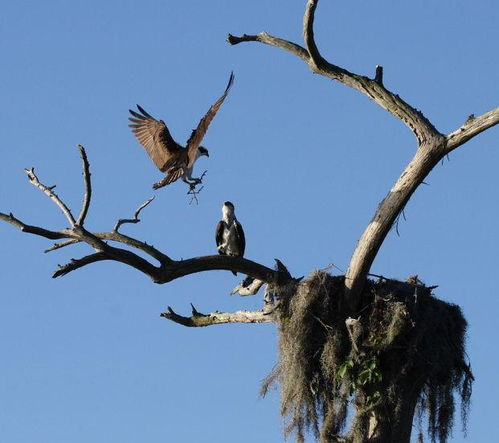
(262, 271, 473, 443)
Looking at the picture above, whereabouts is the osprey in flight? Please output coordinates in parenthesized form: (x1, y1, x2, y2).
(128, 72, 234, 189)
(215, 201, 246, 276)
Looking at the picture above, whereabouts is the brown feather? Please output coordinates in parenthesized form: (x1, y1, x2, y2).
(186, 72, 234, 167)
(128, 106, 183, 172)
(164, 167, 185, 185)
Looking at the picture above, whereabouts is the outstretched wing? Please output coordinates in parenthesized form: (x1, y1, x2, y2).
(186, 72, 235, 167)
(128, 105, 183, 172)
(234, 220, 245, 257)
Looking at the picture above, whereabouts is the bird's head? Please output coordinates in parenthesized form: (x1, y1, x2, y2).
(197, 146, 209, 158)
(222, 201, 235, 219)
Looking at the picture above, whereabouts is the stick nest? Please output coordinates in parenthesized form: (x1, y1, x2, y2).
(262, 271, 473, 443)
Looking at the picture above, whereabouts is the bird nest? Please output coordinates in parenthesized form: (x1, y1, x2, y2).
(262, 271, 473, 443)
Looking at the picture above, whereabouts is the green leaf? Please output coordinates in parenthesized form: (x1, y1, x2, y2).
(337, 365, 347, 379)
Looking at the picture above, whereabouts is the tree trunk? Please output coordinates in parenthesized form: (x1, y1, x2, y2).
(350, 376, 423, 442)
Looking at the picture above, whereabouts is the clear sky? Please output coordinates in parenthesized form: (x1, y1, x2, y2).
(0, 1, 498, 442)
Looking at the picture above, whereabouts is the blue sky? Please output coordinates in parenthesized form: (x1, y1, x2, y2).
(0, 1, 498, 442)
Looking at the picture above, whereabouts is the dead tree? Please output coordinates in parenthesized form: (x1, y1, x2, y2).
(1, 1, 498, 442)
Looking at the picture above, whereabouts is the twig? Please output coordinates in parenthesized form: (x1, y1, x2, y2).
(187, 170, 207, 205)
(231, 277, 265, 296)
(45, 238, 80, 252)
(24, 168, 76, 226)
(188, 185, 204, 205)
(374, 65, 383, 85)
(76, 145, 91, 226)
(114, 196, 155, 232)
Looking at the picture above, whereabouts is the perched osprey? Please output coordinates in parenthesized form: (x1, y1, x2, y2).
(215, 201, 246, 276)
(128, 72, 234, 189)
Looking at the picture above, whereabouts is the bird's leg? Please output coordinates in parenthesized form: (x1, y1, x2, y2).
(183, 170, 208, 187)
(181, 176, 198, 185)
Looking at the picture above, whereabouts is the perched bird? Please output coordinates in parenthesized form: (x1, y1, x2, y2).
(215, 201, 246, 276)
(128, 72, 234, 189)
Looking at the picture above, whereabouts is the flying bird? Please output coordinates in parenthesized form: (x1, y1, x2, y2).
(215, 201, 246, 276)
(128, 72, 234, 190)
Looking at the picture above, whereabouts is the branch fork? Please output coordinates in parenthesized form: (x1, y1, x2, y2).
(228, 0, 499, 308)
(1, 146, 294, 290)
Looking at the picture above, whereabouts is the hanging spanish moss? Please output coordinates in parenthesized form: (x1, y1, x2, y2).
(261, 271, 473, 443)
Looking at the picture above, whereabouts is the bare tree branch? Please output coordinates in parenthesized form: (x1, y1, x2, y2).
(160, 304, 273, 327)
(60, 226, 161, 279)
(53, 252, 109, 278)
(303, 0, 325, 68)
(156, 255, 283, 285)
(231, 277, 265, 296)
(227, 33, 310, 62)
(228, 0, 498, 310)
(45, 230, 171, 263)
(0, 212, 69, 240)
(114, 197, 155, 232)
(229, 0, 440, 145)
(49, 248, 284, 284)
(45, 238, 79, 252)
(76, 145, 91, 226)
(445, 107, 499, 153)
(101, 231, 171, 263)
(344, 136, 445, 304)
(3, 206, 286, 284)
(24, 168, 76, 226)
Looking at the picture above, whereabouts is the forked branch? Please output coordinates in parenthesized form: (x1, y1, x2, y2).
(229, 0, 440, 145)
(1, 146, 292, 288)
(228, 0, 499, 308)
(114, 196, 155, 232)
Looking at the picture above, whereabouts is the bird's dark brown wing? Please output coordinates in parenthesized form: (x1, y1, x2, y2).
(186, 72, 235, 167)
(128, 105, 183, 172)
(215, 220, 225, 252)
(234, 220, 245, 257)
